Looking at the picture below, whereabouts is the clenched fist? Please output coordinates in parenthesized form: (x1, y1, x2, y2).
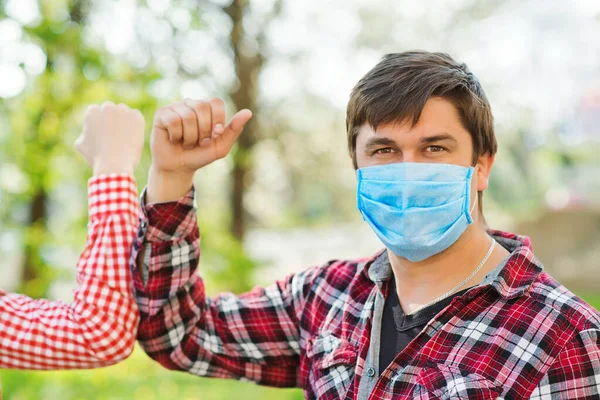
(75, 102, 145, 176)
(147, 98, 252, 203)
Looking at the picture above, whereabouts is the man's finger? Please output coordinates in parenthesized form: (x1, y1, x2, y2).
(210, 98, 226, 137)
(183, 99, 212, 147)
(154, 107, 183, 144)
(171, 103, 198, 149)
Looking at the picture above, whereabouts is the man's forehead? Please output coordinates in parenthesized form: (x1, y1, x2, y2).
(357, 121, 411, 138)
(357, 122, 460, 143)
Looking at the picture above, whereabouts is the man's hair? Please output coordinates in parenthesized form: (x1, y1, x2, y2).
(346, 51, 498, 214)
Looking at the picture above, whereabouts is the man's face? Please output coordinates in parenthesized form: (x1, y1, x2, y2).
(355, 97, 474, 169)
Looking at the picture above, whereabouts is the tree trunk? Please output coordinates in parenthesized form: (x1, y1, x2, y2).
(225, 0, 263, 240)
(20, 190, 48, 295)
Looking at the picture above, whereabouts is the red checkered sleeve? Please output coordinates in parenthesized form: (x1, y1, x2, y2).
(0, 174, 140, 370)
(132, 189, 321, 387)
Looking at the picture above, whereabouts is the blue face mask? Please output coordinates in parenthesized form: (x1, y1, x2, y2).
(357, 162, 477, 262)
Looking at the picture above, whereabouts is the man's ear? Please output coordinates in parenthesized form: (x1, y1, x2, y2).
(476, 153, 495, 192)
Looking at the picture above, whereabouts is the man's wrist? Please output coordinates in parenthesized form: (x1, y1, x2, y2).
(147, 165, 194, 204)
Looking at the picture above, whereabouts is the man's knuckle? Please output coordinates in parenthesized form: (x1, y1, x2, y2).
(182, 110, 196, 123)
(210, 98, 224, 107)
(168, 121, 181, 132)
(184, 98, 202, 107)
(198, 101, 211, 112)
(156, 106, 171, 118)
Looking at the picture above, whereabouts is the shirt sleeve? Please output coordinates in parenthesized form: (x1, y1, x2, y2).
(131, 187, 322, 388)
(529, 328, 600, 399)
(0, 174, 140, 370)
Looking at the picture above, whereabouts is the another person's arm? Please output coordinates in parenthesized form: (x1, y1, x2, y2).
(133, 99, 320, 387)
(0, 103, 145, 369)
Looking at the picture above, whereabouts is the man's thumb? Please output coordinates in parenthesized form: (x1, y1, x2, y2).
(226, 109, 253, 136)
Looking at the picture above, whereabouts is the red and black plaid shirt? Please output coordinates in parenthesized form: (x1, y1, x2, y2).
(0, 175, 140, 370)
(132, 189, 600, 399)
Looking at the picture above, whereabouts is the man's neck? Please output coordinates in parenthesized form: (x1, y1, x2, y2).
(389, 223, 511, 314)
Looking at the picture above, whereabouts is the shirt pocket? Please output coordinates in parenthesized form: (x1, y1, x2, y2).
(412, 363, 502, 400)
(306, 334, 358, 399)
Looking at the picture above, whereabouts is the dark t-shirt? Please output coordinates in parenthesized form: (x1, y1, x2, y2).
(379, 278, 470, 374)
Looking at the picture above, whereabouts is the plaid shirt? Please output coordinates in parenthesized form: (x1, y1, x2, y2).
(133, 189, 600, 399)
(0, 175, 140, 370)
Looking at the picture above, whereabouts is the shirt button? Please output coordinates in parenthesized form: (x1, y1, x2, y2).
(367, 367, 376, 377)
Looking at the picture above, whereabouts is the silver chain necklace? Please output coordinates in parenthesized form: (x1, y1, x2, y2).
(404, 239, 496, 316)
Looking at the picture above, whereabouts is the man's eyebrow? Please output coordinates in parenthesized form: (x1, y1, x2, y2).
(364, 137, 397, 150)
(420, 134, 458, 144)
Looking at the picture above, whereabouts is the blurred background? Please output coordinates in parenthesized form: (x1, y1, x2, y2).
(1, 0, 599, 398)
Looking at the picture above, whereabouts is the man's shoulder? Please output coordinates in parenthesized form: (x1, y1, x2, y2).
(527, 271, 600, 332)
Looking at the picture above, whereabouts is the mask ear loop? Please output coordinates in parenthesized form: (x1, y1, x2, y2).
(470, 191, 478, 216)
(469, 166, 478, 218)
(469, 166, 479, 218)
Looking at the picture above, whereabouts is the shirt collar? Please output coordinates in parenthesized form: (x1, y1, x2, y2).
(363, 230, 544, 300)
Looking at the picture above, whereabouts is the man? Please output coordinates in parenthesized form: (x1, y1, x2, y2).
(132, 52, 600, 399)
(0, 102, 144, 369)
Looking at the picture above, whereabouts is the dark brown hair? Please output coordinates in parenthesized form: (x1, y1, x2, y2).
(346, 51, 498, 214)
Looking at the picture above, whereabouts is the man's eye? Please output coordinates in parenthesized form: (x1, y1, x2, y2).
(374, 148, 394, 155)
(426, 146, 446, 153)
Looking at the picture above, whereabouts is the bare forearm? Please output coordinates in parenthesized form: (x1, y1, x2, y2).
(146, 165, 194, 204)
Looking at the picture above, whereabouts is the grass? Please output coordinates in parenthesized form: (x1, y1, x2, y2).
(0, 348, 304, 400)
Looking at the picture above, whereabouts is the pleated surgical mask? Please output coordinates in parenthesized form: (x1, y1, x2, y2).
(357, 162, 477, 262)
